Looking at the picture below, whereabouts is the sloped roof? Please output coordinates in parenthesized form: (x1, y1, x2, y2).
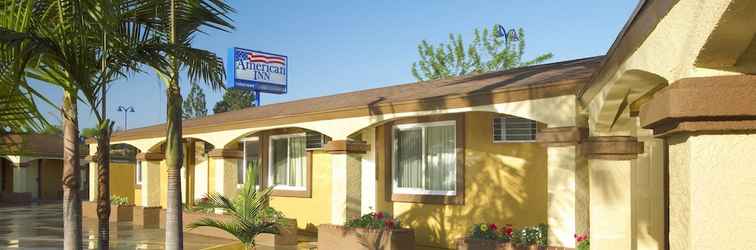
(112, 56, 604, 141)
(0, 133, 64, 158)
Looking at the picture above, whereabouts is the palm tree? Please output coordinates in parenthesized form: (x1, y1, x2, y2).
(140, 1, 234, 248)
(1, 1, 169, 248)
(188, 170, 281, 250)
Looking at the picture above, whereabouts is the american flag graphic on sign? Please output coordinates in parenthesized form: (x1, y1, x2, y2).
(227, 47, 288, 94)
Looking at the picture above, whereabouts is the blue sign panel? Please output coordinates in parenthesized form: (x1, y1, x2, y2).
(225, 47, 287, 94)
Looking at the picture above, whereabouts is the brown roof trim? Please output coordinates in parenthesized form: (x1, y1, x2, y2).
(581, 136, 644, 160)
(324, 140, 369, 154)
(536, 127, 588, 147)
(579, 0, 679, 103)
(112, 57, 602, 142)
(640, 75, 756, 136)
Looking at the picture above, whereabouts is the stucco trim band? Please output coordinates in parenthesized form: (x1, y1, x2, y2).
(581, 136, 643, 160)
(136, 152, 165, 161)
(324, 140, 369, 154)
(640, 75, 756, 136)
(207, 149, 243, 159)
(536, 127, 588, 146)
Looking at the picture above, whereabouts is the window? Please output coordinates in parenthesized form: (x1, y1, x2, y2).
(135, 160, 142, 185)
(240, 137, 261, 186)
(268, 133, 307, 190)
(305, 132, 326, 149)
(493, 116, 537, 142)
(393, 121, 457, 196)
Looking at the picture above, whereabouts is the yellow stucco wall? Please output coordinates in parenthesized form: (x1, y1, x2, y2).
(269, 151, 332, 232)
(39, 159, 63, 200)
(668, 133, 756, 249)
(110, 162, 136, 204)
(134, 186, 142, 205)
(377, 112, 549, 248)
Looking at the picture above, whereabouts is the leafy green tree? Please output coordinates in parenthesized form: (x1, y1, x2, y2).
(81, 128, 99, 138)
(1, 1, 172, 248)
(213, 88, 255, 114)
(183, 81, 208, 119)
(411, 26, 554, 81)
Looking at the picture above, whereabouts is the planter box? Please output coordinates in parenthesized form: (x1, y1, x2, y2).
(457, 238, 549, 250)
(180, 211, 298, 247)
(133, 206, 161, 227)
(110, 205, 134, 222)
(81, 201, 134, 222)
(0, 192, 32, 205)
(317, 224, 415, 250)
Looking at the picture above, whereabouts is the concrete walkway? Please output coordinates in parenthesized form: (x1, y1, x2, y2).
(0, 203, 232, 249)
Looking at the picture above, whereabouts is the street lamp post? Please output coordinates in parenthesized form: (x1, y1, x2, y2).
(117, 106, 135, 130)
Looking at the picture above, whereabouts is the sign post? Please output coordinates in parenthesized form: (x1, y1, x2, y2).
(225, 47, 288, 106)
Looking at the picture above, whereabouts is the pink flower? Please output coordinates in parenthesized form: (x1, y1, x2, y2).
(488, 223, 497, 231)
(375, 212, 385, 220)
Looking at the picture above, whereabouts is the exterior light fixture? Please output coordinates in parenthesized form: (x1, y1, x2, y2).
(117, 105, 135, 130)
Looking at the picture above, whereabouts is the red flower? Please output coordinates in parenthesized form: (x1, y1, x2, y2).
(503, 224, 513, 236)
(384, 219, 395, 229)
(375, 212, 385, 220)
(488, 223, 497, 230)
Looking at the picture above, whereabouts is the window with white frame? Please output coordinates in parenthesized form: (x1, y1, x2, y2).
(493, 116, 537, 142)
(393, 121, 457, 196)
(268, 133, 307, 190)
(135, 160, 143, 185)
(240, 137, 261, 186)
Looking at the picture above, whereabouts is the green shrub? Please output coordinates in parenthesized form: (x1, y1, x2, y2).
(511, 224, 548, 247)
(110, 195, 129, 206)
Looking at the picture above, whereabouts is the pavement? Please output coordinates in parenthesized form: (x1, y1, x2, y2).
(0, 203, 233, 249)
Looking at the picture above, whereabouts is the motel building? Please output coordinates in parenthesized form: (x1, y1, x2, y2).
(86, 1, 756, 249)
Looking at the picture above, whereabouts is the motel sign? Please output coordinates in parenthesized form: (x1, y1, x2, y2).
(225, 47, 288, 100)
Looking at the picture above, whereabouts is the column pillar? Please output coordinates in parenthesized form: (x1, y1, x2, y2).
(208, 149, 242, 199)
(537, 127, 588, 248)
(137, 152, 164, 207)
(326, 140, 369, 225)
(639, 76, 756, 249)
(582, 136, 644, 250)
(88, 144, 98, 202)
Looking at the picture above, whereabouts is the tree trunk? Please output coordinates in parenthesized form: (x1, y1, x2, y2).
(166, 0, 184, 248)
(96, 123, 111, 249)
(165, 82, 184, 250)
(62, 90, 82, 250)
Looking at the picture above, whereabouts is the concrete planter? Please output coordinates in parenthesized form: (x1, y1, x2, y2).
(110, 204, 134, 222)
(456, 238, 513, 250)
(133, 206, 161, 227)
(456, 238, 550, 250)
(82, 201, 134, 222)
(179, 211, 298, 247)
(317, 224, 415, 250)
(0, 192, 32, 205)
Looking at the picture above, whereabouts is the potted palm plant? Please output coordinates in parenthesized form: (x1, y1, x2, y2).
(187, 170, 286, 249)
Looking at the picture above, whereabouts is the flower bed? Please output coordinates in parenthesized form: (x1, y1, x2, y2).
(457, 223, 548, 250)
(318, 212, 415, 250)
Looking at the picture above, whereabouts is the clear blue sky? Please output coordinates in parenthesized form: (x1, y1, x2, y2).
(34, 0, 637, 130)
